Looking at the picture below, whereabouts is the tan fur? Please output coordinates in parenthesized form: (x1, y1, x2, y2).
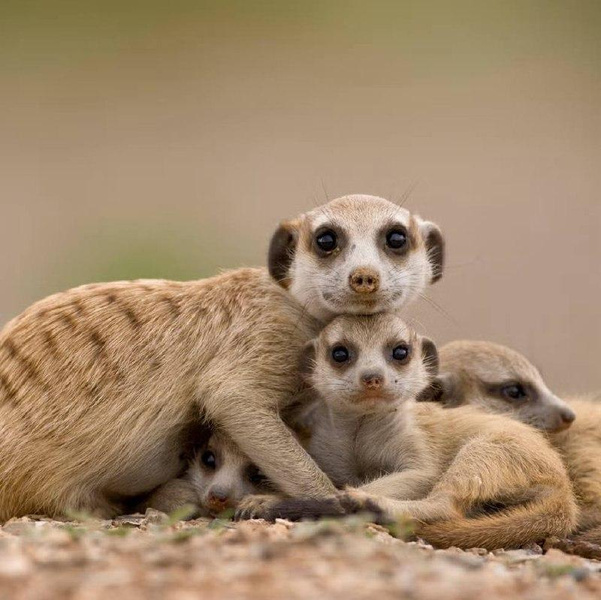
(0, 194, 443, 520)
(434, 341, 601, 534)
(139, 431, 272, 517)
(435, 340, 575, 432)
(263, 315, 578, 550)
(553, 398, 601, 531)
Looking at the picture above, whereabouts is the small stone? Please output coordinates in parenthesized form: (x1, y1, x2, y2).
(522, 542, 543, 555)
(143, 509, 168, 525)
(570, 567, 590, 582)
(113, 514, 145, 528)
(467, 547, 489, 556)
(274, 518, 294, 529)
(0, 553, 31, 577)
(2, 517, 36, 536)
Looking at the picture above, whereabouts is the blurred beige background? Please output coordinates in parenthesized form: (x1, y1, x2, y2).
(0, 1, 599, 393)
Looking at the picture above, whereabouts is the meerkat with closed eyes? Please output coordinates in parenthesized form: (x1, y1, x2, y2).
(255, 314, 577, 550)
(0, 194, 444, 520)
(427, 341, 576, 433)
(422, 341, 601, 536)
(139, 430, 273, 518)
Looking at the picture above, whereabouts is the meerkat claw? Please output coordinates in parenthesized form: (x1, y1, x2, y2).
(234, 494, 282, 521)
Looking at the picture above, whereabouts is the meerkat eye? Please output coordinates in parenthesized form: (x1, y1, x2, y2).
(331, 346, 350, 363)
(201, 450, 216, 469)
(386, 228, 408, 250)
(501, 384, 527, 401)
(392, 344, 411, 362)
(315, 230, 338, 253)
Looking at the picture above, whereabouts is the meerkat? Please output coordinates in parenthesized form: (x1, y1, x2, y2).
(0, 194, 444, 520)
(425, 340, 576, 432)
(422, 341, 601, 535)
(139, 430, 273, 517)
(249, 314, 577, 550)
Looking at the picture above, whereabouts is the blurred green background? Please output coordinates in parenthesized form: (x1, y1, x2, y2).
(0, 1, 599, 391)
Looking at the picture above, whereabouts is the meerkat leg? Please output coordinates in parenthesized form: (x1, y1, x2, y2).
(422, 434, 562, 511)
(212, 403, 336, 503)
(345, 433, 542, 519)
(356, 434, 575, 548)
(64, 491, 126, 520)
(137, 479, 203, 517)
(358, 469, 437, 501)
(264, 433, 576, 548)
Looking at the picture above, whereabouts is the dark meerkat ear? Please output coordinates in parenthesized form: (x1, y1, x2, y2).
(417, 219, 445, 284)
(421, 337, 439, 376)
(268, 219, 300, 288)
(298, 340, 317, 381)
(180, 421, 213, 460)
(416, 372, 462, 406)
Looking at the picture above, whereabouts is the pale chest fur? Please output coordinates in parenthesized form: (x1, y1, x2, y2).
(355, 406, 427, 482)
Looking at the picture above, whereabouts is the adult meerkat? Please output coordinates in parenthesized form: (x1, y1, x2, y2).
(139, 430, 273, 517)
(0, 195, 444, 520)
(428, 341, 576, 432)
(253, 314, 577, 550)
(423, 341, 601, 536)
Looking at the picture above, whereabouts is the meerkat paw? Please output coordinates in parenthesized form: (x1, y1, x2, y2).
(234, 494, 283, 521)
(335, 488, 389, 522)
(253, 489, 389, 523)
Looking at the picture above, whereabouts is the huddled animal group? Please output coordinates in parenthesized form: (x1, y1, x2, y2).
(0, 194, 598, 550)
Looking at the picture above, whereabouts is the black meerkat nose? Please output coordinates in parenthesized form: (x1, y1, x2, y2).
(559, 407, 576, 424)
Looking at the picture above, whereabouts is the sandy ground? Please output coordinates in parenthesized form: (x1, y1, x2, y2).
(2, 512, 601, 600)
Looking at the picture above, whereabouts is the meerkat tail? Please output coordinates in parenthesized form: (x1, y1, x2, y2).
(415, 494, 575, 550)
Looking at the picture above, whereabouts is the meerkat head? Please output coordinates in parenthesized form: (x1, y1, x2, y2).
(420, 340, 576, 433)
(187, 432, 273, 517)
(268, 194, 444, 321)
(303, 313, 438, 414)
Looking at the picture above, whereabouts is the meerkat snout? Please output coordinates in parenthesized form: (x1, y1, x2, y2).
(361, 371, 384, 390)
(557, 406, 576, 429)
(349, 267, 380, 294)
(206, 487, 229, 513)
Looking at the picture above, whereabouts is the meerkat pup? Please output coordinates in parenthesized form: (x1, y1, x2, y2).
(256, 314, 577, 550)
(0, 195, 444, 520)
(139, 430, 273, 517)
(423, 341, 601, 536)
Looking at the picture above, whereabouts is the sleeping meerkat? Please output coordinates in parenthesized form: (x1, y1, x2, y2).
(252, 314, 577, 550)
(139, 431, 272, 517)
(423, 341, 601, 536)
(0, 194, 444, 520)
(428, 340, 576, 432)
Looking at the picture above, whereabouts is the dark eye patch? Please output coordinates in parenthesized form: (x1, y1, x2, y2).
(392, 344, 411, 362)
(246, 465, 269, 487)
(380, 222, 412, 255)
(502, 384, 527, 401)
(328, 341, 356, 367)
(386, 228, 408, 250)
(313, 225, 346, 257)
(484, 381, 538, 403)
(316, 230, 337, 253)
(201, 450, 216, 469)
(332, 346, 350, 363)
